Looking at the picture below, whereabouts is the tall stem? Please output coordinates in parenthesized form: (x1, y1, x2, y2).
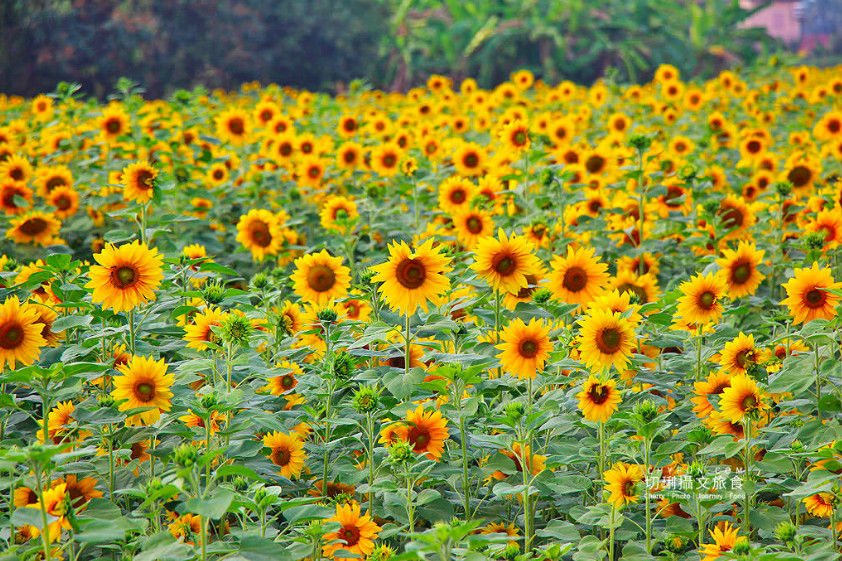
(458, 385, 471, 519)
(608, 506, 616, 561)
(140, 203, 148, 245)
(695, 326, 703, 381)
(644, 437, 652, 553)
(367, 413, 376, 519)
(816, 344, 823, 423)
(742, 416, 752, 536)
(34, 465, 52, 561)
(404, 313, 412, 376)
(128, 310, 136, 356)
(598, 422, 606, 505)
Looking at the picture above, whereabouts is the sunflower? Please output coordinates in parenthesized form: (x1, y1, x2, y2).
(98, 103, 130, 141)
(335, 142, 363, 171)
(6, 211, 61, 246)
(437, 176, 476, 215)
(320, 195, 359, 234)
(0, 296, 46, 370)
(451, 207, 494, 248)
(369, 142, 402, 178)
(0, 180, 33, 215)
(577, 310, 636, 373)
(493, 442, 547, 479)
(25, 482, 68, 542)
(676, 272, 727, 326)
(1, 154, 33, 184)
(290, 250, 351, 306)
(718, 333, 758, 376)
(452, 142, 486, 177)
(603, 462, 644, 508)
(37, 401, 83, 444)
(397, 405, 450, 461)
(52, 475, 102, 510)
(183, 307, 228, 351)
(298, 155, 327, 187)
(262, 361, 304, 395)
(111, 355, 174, 426)
(169, 513, 202, 545)
(499, 120, 531, 153)
(470, 229, 541, 294)
(47, 186, 79, 219)
(86, 241, 164, 312)
(700, 522, 744, 561)
(29, 298, 61, 347)
(549, 245, 610, 307)
(336, 115, 358, 138)
(215, 107, 252, 146)
(715, 241, 765, 298)
(691, 371, 732, 420)
(611, 271, 661, 305)
(338, 296, 372, 323)
(587, 289, 643, 326)
(577, 376, 622, 423)
(120, 160, 158, 205)
(803, 492, 835, 518)
(718, 374, 769, 423)
(369, 239, 451, 316)
(236, 209, 284, 261)
(321, 501, 382, 560)
(780, 262, 842, 324)
(495, 318, 552, 380)
(808, 208, 842, 250)
(263, 430, 306, 479)
(716, 194, 755, 239)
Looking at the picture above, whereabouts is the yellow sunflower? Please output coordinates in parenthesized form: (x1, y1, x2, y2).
(0, 180, 33, 215)
(577, 309, 636, 373)
(290, 250, 351, 306)
(691, 371, 732, 420)
(603, 462, 644, 508)
(700, 522, 744, 561)
(0, 297, 46, 370)
(576, 376, 622, 423)
(319, 195, 359, 234)
(780, 262, 842, 324)
(369, 239, 451, 316)
(111, 355, 174, 426)
(676, 272, 727, 326)
(86, 241, 164, 312)
(437, 177, 476, 215)
(717, 333, 758, 376)
(263, 430, 306, 479)
(452, 142, 487, 177)
(261, 361, 304, 395)
(717, 374, 769, 423)
(6, 211, 61, 246)
(369, 142, 402, 178)
(715, 241, 765, 298)
(215, 107, 252, 146)
(470, 229, 541, 294)
(495, 318, 552, 379)
(183, 307, 228, 351)
(451, 207, 494, 249)
(235, 209, 284, 261)
(549, 245, 610, 307)
(803, 493, 834, 518)
(321, 501, 382, 560)
(120, 160, 158, 205)
(395, 405, 450, 461)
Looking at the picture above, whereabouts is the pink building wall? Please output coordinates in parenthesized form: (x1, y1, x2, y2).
(740, 0, 802, 45)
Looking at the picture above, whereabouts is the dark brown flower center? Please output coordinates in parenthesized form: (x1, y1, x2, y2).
(788, 165, 811, 188)
(0, 322, 23, 349)
(105, 118, 122, 134)
(9, 166, 23, 181)
(462, 152, 479, 168)
(746, 140, 761, 154)
(343, 119, 356, 132)
(719, 206, 744, 229)
(519, 339, 539, 358)
(409, 427, 430, 450)
(513, 131, 528, 146)
(596, 328, 622, 353)
(396, 258, 426, 289)
(731, 262, 751, 284)
(828, 119, 841, 134)
(136, 382, 154, 402)
(271, 447, 291, 466)
(19, 218, 47, 236)
(805, 288, 825, 308)
(281, 374, 295, 389)
(492, 253, 517, 276)
(136, 170, 155, 191)
(735, 349, 752, 368)
(306, 265, 336, 293)
(249, 221, 272, 247)
(698, 291, 715, 309)
(451, 189, 466, 204)
(466, 216, 483, 234)
(382, 154, 397, 168)
(585, 154, 605, 174)
(341, 525, 361, 546)
(111, 266, 136, 288)
(623, 480, 635, 496)
(228, 117, 245, 135)
(588, 383, 610, 405)
(741, 394, 757, 410)
(55, 195, 72, 210)
(563, 266, 587, 293)
(617, 282, 648, 304)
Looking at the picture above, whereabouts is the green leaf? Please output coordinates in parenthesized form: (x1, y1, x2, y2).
(136, 532, 191, 561)
(232, 536, 293, 561)
(51, 315, 93, 332)
(183, 489, 234, 519)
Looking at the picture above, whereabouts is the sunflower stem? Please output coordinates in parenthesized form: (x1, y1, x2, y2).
(139, 203, 148, 246)
(494, 290, 502, 378)
(608, 506, 616, 561)
(598, 421, 606, 507)
(644, 436, 652, 553)
(367, 412, 376, 519)
(742, 416, 752, 536)
(404, 313, 412, 377)
(815, 343, 823, 423)
(832, 504, 838, 552)
(128, 310, 136, 357)
(33, 462, 52, 561)
(457, 378, 471, 519)
(637, 149, 646, 277)
(695, 325, 703, 381)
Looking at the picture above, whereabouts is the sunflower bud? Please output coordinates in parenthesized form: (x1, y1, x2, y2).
(253, 485, 268, 505)
(503, 542, 520, 560)
(804, 231, 825, 251)
(678, 164, 698, 181)
(331, 352, 355, 380)
(628, 134, 652, 153)
(455, 321, 469, 336)
(200, 391, 219, 410)
(540, 168, 555, 188)
(791, 439, 804, 453)
(174, 443, 199, 470)
(532, 288, 552, 304)
(774, 521, 797, 545)
(702, 200, 719, 215)
(251, 272, 270, 291)
(401, 157, 418, 176)
(220, 313, 254, 347)
(505, 401, 525, 422)
(145, 477, 163, 495)
(352, 386, 381, 414)
(289, 189, 301, 202)
(317, 308, 338, 324)
(388, 439, 414, 465)
(663, 534, 686, 553)
(366, 185, 381, 200)
(687, 461, 706, 481)
(369, 545, 395, 561)
(3, 257, 17, 271)
(202, 281, 226, 305)
(97, 395, 115, 408)
(232, 476, 249, 492)
(303, 519, 323, 538)
(635, 400, 659, 424)
(774, 180, 793, 197)
(732, 537, 751, 555)
(359, 269, 376, 287)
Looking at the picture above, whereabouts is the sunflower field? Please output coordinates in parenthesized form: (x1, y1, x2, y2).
(1, 61, 842, 561)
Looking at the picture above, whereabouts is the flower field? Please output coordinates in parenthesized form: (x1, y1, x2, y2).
(2, 63, 842, 560)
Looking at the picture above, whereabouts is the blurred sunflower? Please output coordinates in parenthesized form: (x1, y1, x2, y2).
(0, 296, 46, 369)
(121, 161, 158, 205)
(495, 317, 552, 380)
(236, 209, 284, 261)
(6, 211, 61, 246)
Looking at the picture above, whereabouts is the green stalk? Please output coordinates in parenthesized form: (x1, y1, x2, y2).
(404, 313, 412, 376)
(33, 465, 52, 561)
(367, 413, 376, 519)
(743, 416, 752, 536)
(816, 344, 823, 422)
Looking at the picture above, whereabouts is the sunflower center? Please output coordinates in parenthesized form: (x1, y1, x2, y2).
(306, 265, 337, 293)
(519, 339, 539, 358)
(513, 131, 528, 146)
(228, 118, 245, 135)
(746, 140, 761, 154)
(0, 322, 23, 349)
(492, 253, 517, 276)
(10, 167, 23, 181)
(623, 480, 635, 497)
(588, 384, 610, 405)
(466, 216, 483, 234)
(346, 302, 359, 317)
(249, 222, 272, 247)
(788, 165, 811, 188)
(136, 382, 154, 402)
(112, 266, 136, 288)
(410, 427, 430, 450)
(805, 288, 825, 308)
(463, 152, 479, 168)
(19, 218, 47, 236)
(451, 189, 466, 204)
(829, 119, 841, 134)
(741, 395, 757, 410)
(735, 350, 752, 368)
(585, 154, 605, 174)
(395, 258, 427, 289)
(271, 447, 291, 466)
(698, 291, 715, 309)
(732, 262, 751, 284)
(55, 195, 72, 210)
(382, 154, 397, 168)
(719, 206, 743, 229)
(340, 525, 361, 546)
(105, 118, 122, 134)
(617, 282, 648, 303)
(386, 356, 405, 369)
(307, 165, 321, 179)
(665, 186, 683, 207)
(597, 328, 622, 354)
(281, 374, 294, 389)
(562, 266, 588, 293)
(343, 119, 356, 132)
(213, 169, 224, 180)
(279, 143, 293, 156)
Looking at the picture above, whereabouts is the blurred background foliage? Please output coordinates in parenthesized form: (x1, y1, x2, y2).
(0, 0, 800, 98)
